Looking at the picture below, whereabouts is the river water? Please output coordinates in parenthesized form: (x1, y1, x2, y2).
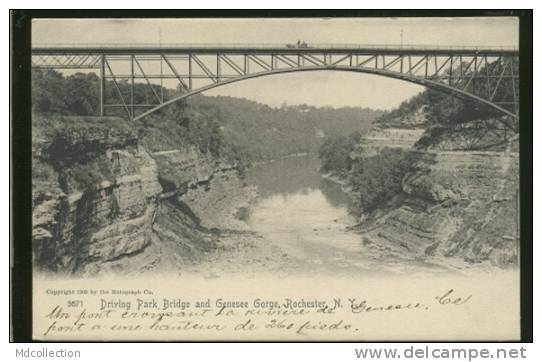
(243, 155, 383, 275)
(241, 155, 456, 276)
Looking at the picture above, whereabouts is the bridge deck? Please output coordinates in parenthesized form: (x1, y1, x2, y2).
(32, 43, 518, 56)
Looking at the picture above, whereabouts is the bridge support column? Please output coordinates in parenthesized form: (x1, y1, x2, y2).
(188, 54, 193, 91)
(131, 55, 134, 119)
(100, 54, 105, 117)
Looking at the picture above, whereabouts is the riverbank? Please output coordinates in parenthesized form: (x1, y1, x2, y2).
(319, 171, 352, 193)
(250, 152, 310, 166)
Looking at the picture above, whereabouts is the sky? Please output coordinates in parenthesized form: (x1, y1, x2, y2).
(32, 17, 519, 110)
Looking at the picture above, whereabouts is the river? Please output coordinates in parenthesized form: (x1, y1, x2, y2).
(246, 155, 361, 265)
(188, 155, 467, 277)
(236, 154, 461, 277)
(242, 155, 393, 276)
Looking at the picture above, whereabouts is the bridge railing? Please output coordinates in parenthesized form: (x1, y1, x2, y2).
(31, 43, 519, 52)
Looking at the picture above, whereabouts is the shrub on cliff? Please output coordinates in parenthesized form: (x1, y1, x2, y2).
(348, 148, 421, 215)
(318, 131, 361, 176)
(373, 58, 518, 139)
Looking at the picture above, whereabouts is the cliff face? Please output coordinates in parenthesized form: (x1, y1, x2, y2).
(355, 127, 425, 157)
(357, 118, 520, 267)
(416, 118, 519, 152)
(152, 148, 254, 231)
(373, 105, 429, 129)
(32, 115, 251, 275)
(32, 116, 162, 274)
(362, 151, 519, 266)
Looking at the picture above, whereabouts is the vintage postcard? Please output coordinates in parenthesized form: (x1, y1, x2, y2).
(27, 15, 523, 341)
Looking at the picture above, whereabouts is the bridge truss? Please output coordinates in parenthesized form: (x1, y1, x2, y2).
(32, 45, 519, 123)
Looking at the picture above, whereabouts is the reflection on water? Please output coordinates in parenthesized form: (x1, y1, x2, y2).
(246, 156, 353, 209)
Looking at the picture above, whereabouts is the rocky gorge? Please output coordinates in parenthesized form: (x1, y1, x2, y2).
(348, 109, 520, 268)
(31, 105, 520, 277)
(32, 114, 256, 276)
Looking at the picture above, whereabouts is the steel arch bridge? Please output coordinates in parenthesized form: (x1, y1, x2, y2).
(32, 44, 519, 123)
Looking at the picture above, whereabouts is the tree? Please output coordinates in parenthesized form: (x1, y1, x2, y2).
(64, 72, 100, 115)
(318, 132, 361, 176)
(32, 69, 68, 114)
(348, 148, 421, 214)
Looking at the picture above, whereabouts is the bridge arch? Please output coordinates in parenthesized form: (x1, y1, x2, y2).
(133, 65, 518, 122)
